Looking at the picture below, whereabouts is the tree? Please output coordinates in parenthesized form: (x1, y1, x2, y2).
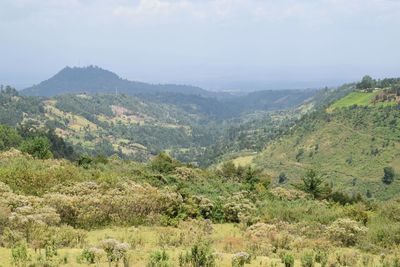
(19, 136, 53, 159)
(297, 169, 324, 199)
(357, 75, 376, 91)
(382, 166, 395, 185)
(243, 166, 260, 189)
(150, 152, 180, 173)
(219, 161, 237, 179)
(0, 125, 22, 151)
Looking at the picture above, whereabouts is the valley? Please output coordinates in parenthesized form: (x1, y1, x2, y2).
(0, 72, 400, 266)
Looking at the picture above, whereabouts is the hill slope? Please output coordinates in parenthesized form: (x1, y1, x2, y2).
(22, 66, 213, 97)
(254, 89, 400, 199)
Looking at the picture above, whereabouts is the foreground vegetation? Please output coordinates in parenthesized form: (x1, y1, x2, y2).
(0, 149, 400, 266)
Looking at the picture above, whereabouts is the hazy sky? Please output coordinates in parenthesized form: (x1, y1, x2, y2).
(1, 0, 400, 90)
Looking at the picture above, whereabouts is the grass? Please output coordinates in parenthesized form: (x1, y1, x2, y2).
(0, 224, 284, 267)
(232, 154, 256, 167)
(329, 90, 397, 111)
(329, 91, 376, 109)
(0, 223, 384, 266)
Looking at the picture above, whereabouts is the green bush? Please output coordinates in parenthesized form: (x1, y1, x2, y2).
(300, 251, 314, 267)
(77, 247, 103, 265)
(314, 250, 328, 267)
(147, 250, 170, 267)
(335, 251, 359, 266)
(280, 251, 295, 267)
(179, 240, 215, 267)
(382, 166, 395, 185)
(20, 136, 53, 159)
(11, 242, 30, 267)
(367, 217, 400, 247)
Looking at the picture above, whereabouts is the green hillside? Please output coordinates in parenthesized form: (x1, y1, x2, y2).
(254, 102, 400, 199)
(330, 90, 397, 110)
(22, 66, 213, 97)
(1, 88, 309, 164)
(330, 91, 377, 108)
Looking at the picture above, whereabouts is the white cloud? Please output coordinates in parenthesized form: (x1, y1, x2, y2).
(3, 0, 400, 25)
(107, 0, 400, 26)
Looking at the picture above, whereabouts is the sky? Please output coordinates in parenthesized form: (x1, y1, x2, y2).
(1, 0, 400, 91)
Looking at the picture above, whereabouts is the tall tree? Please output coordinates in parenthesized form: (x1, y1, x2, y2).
(297, 169, 324, 199)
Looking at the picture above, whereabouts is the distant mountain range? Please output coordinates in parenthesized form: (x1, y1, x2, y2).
(22, 66, 218, 97)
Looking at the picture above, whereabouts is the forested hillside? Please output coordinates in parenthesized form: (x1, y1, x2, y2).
(1, 77, 319, 164)
(22, 66, 213, 97)
(253, 77, 400, 199)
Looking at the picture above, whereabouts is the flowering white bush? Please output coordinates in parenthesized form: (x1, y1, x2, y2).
(245, 223, 291, 255)
(270, 187, 309, 201)
(99, 238, 131, 265)
(232, 252, 251, 267)
(326, 218, 367, 246)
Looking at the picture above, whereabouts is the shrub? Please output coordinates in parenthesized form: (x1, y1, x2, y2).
(259, 198, 341, 225)
(326, 218, 367, 246)
(269, 187, 308, 201)
(231, 252, 251, 267)
(221, 236, 244, 253)
(178, 219, 213, 246)
(151, 152, 180, 173)
(314, 250, 328, 267)
(77, 247, 103, 264)
(53, 225, 87, 248)
(343, 203, 369, 225)
(367, 217, 400, 247)
(335, 250, 359, 266)
(382, 166, 395, 185)
(280, 251, 295, 267)
(157, 228, 183, 248)
(301, 251, 314, 267)
(45, 181, 184, 228)
(184, 195, 214, 219)
(379, 200, 400, 222)
(9, 205, 60, 243)
(19, 136, 53, 159)
(245, 223, 291, 255)
(147, 250, 170, 267)
(223, 192, 256, 223)
(0, 202, 11, 234)
(278, 173, 287, 184)
(99, 239, 130, 266)
(11, 242, 30, 267)
(361, 254, 373, 267)
(179, 240, 215, 267)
